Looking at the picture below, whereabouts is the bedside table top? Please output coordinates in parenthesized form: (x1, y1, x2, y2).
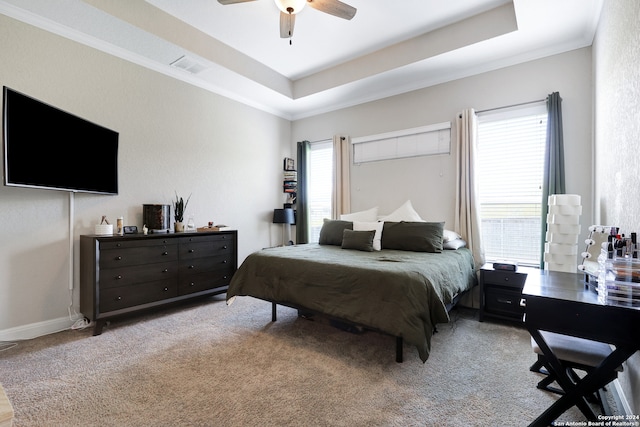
(480, 263, 538, 275)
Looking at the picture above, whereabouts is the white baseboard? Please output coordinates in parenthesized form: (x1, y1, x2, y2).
(0, 315, 79, 342)
(611, 379, 633, 415)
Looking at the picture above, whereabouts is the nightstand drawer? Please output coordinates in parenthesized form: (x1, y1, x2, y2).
(485, 287, 525, 318)
(482, 269, 527, 289)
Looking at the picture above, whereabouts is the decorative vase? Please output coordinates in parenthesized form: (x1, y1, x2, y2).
(175, 221, 184, 232)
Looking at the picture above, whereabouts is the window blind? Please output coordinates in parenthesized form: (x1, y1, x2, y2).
(308, 140, 333, 243)
(351, 122, 451, 164)
(477, 104, 547, 266)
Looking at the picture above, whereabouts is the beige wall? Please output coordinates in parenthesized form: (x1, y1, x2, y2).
(0, 14, 291, 338)
(593, 0, 640, 414)
(293, 48, 594, 238)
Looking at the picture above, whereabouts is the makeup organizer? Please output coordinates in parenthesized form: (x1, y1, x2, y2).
(593, 228, 640, 307)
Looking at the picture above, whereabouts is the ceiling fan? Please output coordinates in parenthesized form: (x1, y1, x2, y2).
(217, 0, 357, 41)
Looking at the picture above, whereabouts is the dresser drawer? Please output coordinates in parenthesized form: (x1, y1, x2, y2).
(179, 238, 233, 260)
(98, 262, 178, 289)
(485, 287, 525, 318)
(99, 244, 178, 269)
(99, 238, 175, 250)
(99, 280, 178, 313)
(179, 255, 232, 275)
(178, 268, 233, 296)
(482, 270, 527, 289)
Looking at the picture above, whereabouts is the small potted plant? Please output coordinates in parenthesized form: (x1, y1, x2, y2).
(173, 192, 191, 232)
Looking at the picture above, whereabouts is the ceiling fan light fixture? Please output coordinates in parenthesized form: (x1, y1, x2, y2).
(274, 0, 306, 14)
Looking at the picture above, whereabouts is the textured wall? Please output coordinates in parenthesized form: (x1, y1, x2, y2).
(593, 0, 640, 414)
(594, 0, 640, 228)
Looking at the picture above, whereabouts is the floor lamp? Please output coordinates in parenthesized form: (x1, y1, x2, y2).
(273, 208, 295, 246)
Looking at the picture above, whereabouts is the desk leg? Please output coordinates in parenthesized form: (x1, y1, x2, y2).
(527, 341, 634, 427)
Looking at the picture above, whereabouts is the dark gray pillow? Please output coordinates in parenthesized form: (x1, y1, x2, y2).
(341, 229, 375, 252)
(318, 219, 353, 245)
(382, 221, 444, 252)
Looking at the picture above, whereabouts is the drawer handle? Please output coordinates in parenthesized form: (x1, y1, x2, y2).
(162, 251, 168, 256)
(189, 265, 195, 269)
(162, 269, 169, 273)
(115, 256, 122, 261)
(222, 260, 227, 264)
(116, 243, 122, 247)
(116, 275, 122, 280)
(163, 287, 169, 292)
(116, 296, 122, 301)
(222, 245, 228, 250)
(189, 249, 195, 253)
(497, 298, 512, 305)
(520, 298, 526, 307)
(223, 275, 228, 280)
(190, 282, 195, 287)
(503, 277, 509, 281)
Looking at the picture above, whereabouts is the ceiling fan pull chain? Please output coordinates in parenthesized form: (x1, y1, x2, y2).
(288, 7, 293, 45)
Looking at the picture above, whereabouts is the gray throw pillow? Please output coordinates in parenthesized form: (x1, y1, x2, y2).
(341, 229, 375, 252)
(382, 221, 444, 252)
(319, 219, 353, 246)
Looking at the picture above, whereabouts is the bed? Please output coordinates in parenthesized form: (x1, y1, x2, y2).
(227, 217, 476, 362)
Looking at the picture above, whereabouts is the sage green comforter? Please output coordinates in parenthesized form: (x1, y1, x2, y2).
(227, 244, 476, 362)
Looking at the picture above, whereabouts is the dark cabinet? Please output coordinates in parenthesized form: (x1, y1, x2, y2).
(80, 230, 237, 335)
(479, 264, 528, 322)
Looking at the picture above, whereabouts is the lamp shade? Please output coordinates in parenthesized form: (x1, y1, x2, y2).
(273, 208, 295, 224)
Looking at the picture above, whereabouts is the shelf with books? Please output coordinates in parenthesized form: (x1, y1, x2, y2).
(283, 158, 297, 204)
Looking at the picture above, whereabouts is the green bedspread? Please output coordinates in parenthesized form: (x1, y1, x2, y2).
(227, 244, 476, 362)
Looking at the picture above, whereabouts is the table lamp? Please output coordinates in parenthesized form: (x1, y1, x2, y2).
(273, 208, 295, 246)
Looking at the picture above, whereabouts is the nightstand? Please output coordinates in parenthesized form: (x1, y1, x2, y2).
(479, 263, 529, 322)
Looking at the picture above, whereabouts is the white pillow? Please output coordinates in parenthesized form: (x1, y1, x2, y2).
(340, 206, 378, 222)
(353, 221, 384, 251)
(380, 200, 424, 222)
(443, 238, 466, 250)
(443, 229, 461, 242)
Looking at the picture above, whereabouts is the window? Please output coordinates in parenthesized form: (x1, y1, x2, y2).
(477, 103, 547, 266)
(307, 140, 333, 243)
(351, 122, 451, 163)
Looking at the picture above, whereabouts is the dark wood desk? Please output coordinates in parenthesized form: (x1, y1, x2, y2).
(522, 269, 640, 426)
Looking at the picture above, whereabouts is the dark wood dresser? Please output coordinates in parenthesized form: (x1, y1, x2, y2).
(80, 230, 237, 335)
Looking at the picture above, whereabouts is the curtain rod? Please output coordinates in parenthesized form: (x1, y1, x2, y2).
(476, 98, 546, 115)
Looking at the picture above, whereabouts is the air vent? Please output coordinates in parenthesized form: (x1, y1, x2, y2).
(170, 55, 209, 74)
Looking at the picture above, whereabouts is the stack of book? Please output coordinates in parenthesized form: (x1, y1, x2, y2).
(284, 170, 297, 194)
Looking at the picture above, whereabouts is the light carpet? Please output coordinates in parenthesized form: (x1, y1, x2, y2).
(0, 295, 609, 426)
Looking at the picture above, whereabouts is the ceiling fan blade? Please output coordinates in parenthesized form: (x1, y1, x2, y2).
(217, 0, 257, 5)
(306, 0, 356, 20)
(279, 11, 295, 38)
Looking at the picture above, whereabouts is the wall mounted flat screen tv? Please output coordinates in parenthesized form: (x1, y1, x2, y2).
(2, 86, 119, 195)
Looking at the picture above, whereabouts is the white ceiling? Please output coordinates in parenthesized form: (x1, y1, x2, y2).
(0, 0, 603, 120)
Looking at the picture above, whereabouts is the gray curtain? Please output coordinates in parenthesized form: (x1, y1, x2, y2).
(296, 140, 310, 244)
(540, 92, 566, 267)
